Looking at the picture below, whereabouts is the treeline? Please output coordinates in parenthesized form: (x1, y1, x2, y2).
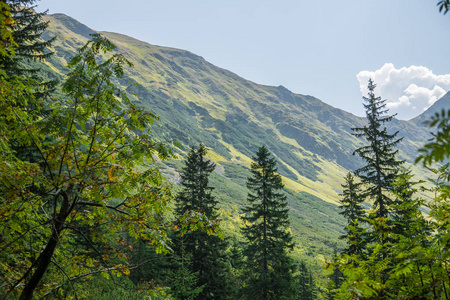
(0, 2, 315, 299)
(325, 79, 450, 299)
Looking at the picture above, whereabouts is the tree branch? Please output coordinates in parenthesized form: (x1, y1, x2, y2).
(75, 201, 130, 215)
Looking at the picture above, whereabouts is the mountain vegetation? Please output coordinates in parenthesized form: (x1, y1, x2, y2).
(241, 146, 295, 299)
(2, 1, 450, 299)
(39, 12, 436, 260)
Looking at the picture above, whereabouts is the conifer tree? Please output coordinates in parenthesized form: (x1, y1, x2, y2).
(1, 0, 55, 96)
(167, 242, 204, 300)
(241, 145, 295, 300)
(174, 144, 232, 300)
(175, 144, 218, 219)
(296, 261, 316, 300)
(339, 172, 366, 255)
(352, 79, 404, 219)
(391, 168, 420, 235)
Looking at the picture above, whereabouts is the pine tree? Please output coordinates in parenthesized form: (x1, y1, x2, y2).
(352, 79, 404, 219)
(2, 0, 55, 96)
(4, 0, 55, 165)
(339, 172, 366, 255)
(391, 168, 420, 235)
(296, 261, 316, 300)
(175, 144, 218, 219)
(167, 241, 204, 300)
(241, 145, 295, 300)
(174, 144, 232, 300)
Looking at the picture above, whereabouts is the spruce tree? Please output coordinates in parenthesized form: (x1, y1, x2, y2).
(296, 261, 316, 300)
(174, 144, 232, 300)
(1, 0, 55, 96)
(352, 79, 404, 219)
(339, 172, 366, 255)
(167, 242, 204, 300)
(241, 145, 295, 300)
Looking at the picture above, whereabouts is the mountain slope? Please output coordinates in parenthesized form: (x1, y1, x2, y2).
(41, 13, 432, 258)
(411, 91, 450, 125)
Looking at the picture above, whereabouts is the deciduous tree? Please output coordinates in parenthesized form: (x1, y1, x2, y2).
(0, 34, 173, 299)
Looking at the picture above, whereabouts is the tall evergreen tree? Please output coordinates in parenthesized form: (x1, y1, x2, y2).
(241, 145, 295, 300)
(174, 144, 232, 300)
(391, 168, 420, 235)
(296, 261, 316, 300)
(339, 172, 366, 255)
(167, 241, 204, 300)
(4, 0, 55, 165)
(175, 144, 218, 219)
(352, 79, 404, 219)
(1, 0, 55, 96)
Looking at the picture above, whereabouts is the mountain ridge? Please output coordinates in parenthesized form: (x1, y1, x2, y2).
(411, 91, 450, 125)
(41, 13, 435, 257)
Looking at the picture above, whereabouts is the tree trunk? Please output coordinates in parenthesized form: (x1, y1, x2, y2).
(19, 193, 72, 300)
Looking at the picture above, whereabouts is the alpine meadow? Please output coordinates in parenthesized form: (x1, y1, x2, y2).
(1, 1, 450, 299)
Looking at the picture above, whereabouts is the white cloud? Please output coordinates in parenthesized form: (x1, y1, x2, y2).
(356, 63, 450, 120)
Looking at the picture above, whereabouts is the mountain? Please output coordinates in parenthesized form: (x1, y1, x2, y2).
(411, 91, 450, 125)
(41, 13, 433, 259)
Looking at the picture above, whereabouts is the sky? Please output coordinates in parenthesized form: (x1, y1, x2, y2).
(37, 0, 450, 120)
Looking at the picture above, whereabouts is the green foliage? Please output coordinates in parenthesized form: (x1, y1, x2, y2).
(175, 144, 218, 219)
(352, 79, 404, 219)
(339, 172, 366, 256)
(0, 2, 14, 59)
(416, 109, 450, 166)
(438, 0, 450, 14)
(2, 0, 56, 97)
(173, 144, 233, 299)
(328, 107, 450, 300)
(241, 145, 295, 300)
(167, 242, 204, 300)
(296, 261, 316, 300)
(0, 34, 173, 299)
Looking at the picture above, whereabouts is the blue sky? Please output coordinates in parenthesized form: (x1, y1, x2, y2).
(37, 0, 450, 120)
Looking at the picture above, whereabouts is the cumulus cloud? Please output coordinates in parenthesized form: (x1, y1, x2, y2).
(356, 63, 450, 120)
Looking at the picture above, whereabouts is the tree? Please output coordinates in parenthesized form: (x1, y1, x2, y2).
(296, 261, 316, 300)
(339, 172, 366, 256)
(241, 145, 295, 300)
(0, 1, 14, 59)
(329, 80, 405, 299)
(352, 79, 404, 219)
(173, 144, 232, 300)
(390, 168, 424, 236)
(167, 240, 204, 300)
(1, 0, 56, 96)
(175, 144, 218, 220)
(0, 34, 173, 299)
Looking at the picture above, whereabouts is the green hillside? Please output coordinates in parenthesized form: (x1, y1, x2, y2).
(41, 13, 433, 259)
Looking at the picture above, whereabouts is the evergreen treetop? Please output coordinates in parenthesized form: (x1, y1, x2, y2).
(339, 172, 365, 224)
(352, 79, 404, 218)
(2, 0, 56, 97)
(175, 144, 218, 220)
(339, 172, 366, 255)
(173, 144, 233, 300)
(241, 145, 294, 300)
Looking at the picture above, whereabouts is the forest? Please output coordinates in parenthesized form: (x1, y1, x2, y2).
(1, 1, 450, 299)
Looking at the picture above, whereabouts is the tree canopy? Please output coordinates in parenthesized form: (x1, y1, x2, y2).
(241, 145, 295, 300)
(0, 34, 173, 299)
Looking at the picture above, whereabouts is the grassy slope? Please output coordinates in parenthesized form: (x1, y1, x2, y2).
(42, 13, 433, 260)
